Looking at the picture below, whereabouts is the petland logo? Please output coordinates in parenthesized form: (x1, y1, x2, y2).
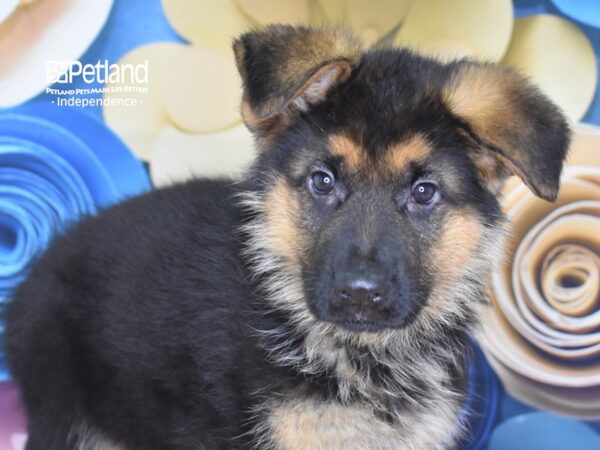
(45, 60, 149, 108)
(46, 60, 149, 84)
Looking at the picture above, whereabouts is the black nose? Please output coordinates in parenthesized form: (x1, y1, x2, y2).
(335, 272, 386, 308)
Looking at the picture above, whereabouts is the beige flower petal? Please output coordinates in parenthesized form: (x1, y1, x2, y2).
(513, 207, 600, 340)
(495, 199, 600, 360)
(103, 43, 185, 161)
(480, 299, 600, 387)
(569, 124, 600, 167)
(345, 0, 412, 45)
(234, 0, 312, 24)
(314, 0, 346, 22)
(541, 245, 600, 317)
(394, 0, 513, 61)
(162, 45, 242, 134)
(0, 0, 19, 24)
(482, 349, 600, 420)
(502, 15, 598, 122)
(0, 0, 114, 107)
(150, 124, 255, 187)
(161, 0, 253, 51)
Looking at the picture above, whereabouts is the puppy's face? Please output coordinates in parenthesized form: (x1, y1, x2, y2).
(266, 128, 500, 333)
(235, 26, 570, 336)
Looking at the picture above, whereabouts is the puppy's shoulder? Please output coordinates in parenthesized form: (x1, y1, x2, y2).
(21, 177, 245, 301)
(53, 178, 239, 251)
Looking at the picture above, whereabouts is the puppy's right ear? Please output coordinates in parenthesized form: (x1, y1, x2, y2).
(234, 25, 362, 141)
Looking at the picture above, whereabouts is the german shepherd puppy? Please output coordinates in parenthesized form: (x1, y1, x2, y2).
(5, 26, 569, 450)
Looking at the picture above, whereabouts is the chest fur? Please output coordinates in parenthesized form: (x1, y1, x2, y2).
(252, 327, 467, 449)
(259, 397, 462, 450)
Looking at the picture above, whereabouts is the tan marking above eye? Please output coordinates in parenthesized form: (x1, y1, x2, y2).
(384, 134, 432, 173)
(329, 133, 432, 176)
(329, 134, 366, 172)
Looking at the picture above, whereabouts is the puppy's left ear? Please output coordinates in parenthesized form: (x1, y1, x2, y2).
(234, 25, 362, 140)
(443, 62, 571, 201)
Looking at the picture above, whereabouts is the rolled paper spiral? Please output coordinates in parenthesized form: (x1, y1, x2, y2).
(479, 127, 600, 418)
(541, 245, 600, 318)
(0, 137, 96, 298)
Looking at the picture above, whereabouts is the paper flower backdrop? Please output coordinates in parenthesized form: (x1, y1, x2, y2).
(102, 40, 254, 187)
(394, 0, 514, 61)
(502, 14, 597, 122)
(478, 125, 600, 419)
(0, 0, 114, 107)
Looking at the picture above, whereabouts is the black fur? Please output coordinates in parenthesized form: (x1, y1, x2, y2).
(6, 180, 308, 448)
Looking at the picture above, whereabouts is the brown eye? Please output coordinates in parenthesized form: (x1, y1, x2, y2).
(411, 182, 438, 205)
(310, 171, 335, 195)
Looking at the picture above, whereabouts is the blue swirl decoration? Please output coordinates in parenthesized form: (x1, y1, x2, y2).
(0, 102, 150, 380)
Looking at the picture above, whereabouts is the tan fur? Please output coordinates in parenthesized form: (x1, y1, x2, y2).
(276, 28, 361, 90)
(384, 134, 432, 172)
(263, 180, 303, 264)
(241, 100, 292, 146)
(330, 134, 432, 175)
(422, 213, 507, 329)
(329, 135, 366, 172)
(443, 65, 517, 148)
(241, 100, 265, 132)
(469, 149, 509, 195)
(433, 211, 482, 284)
(271, 400, 400, 450)
(291, 61, 354, 111)
(442, 64, 544, 197)
(259, 397, 462, 450)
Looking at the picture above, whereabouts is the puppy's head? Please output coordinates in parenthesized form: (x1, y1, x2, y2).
(236, 25, 570, 337)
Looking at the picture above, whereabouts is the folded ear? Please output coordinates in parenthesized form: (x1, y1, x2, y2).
(234, 25, 362, 140)
(443, 62, 571, 201)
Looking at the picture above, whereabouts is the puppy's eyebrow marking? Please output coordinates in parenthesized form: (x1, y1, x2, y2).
(329, 134, 366, 171)
(385, 134, 432, 172)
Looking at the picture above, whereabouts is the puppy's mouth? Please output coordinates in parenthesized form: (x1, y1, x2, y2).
(332, 314, 386, 332)
(325, 307, 405, 332)
(308, 292, 419, 333)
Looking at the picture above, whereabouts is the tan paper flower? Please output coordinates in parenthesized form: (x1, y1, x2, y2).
(394, 0, 514, 61)
(502, 15, 597, 122)
(478, 125, 600, 419)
